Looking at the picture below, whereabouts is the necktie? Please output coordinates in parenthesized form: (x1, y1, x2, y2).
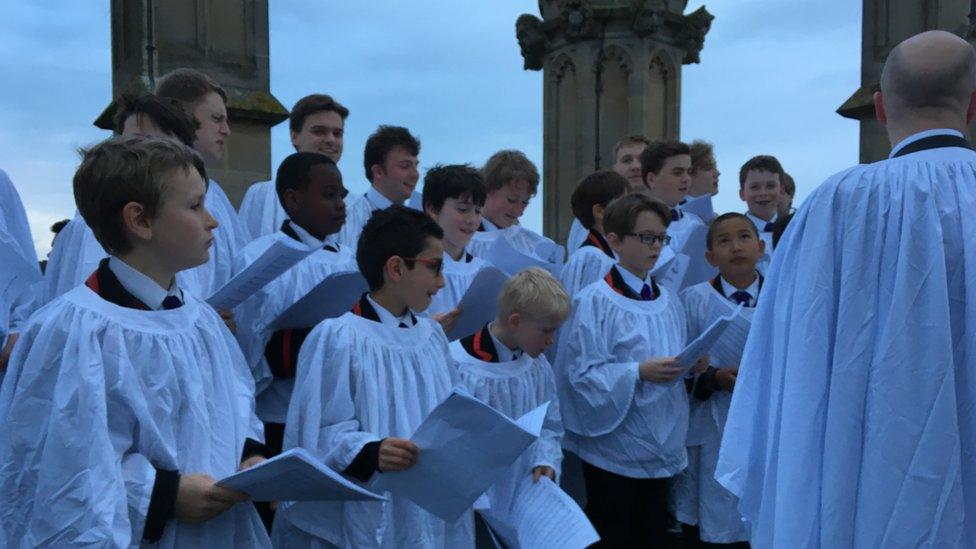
(640, 284, 654, 301)
(398, 321, 409, 328)
(730, 290, 752, 307)
(161, 295, 183, 310)
(763, 222, 776, 233)
(324, 243, 339, 253)
(670, 209, 682, 222)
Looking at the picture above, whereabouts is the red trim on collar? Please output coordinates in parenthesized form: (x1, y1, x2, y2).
(472, 328, 495, 362)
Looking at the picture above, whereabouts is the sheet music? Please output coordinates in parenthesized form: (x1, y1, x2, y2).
(269, 270, 368, 330)
(446, 266, 510, 340)
(206, 234, 313, 310)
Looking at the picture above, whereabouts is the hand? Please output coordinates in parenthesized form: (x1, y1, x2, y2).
(691, 354, 710, 375)
(0, 332, 18, 373)
(219, 309, 237, 334)
(532, 466, 555, 483)
(715, 366, 739, 392)
(432, 308, 462, 334)
(238, 455, 266, 471)
(638, 357, 684, 383)
(174, 473, 249, 523)
(378, 438, 419, 472)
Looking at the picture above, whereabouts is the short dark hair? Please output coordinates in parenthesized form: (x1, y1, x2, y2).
(74, 135, 207, 255)
(739, 155, 785, 188)
(571, 170, 629, 229)
(289, 94, 349, 134)
(640, 140, 690, 182)
(275, 152, 341, 213)
(482, 150, 540, 195)
(706, 212, 759, 251)
(363, 125, 421, 182)
(156, 68, 227, 107)
(422, 164, 487, 213)
(603, 193, 670, 238)
(356, 205, 444, 290)
(781, 172, 796, 196)
(612, 134, 651, 160)
(689, 140, 715, 174)
(112, 93, 199, 147)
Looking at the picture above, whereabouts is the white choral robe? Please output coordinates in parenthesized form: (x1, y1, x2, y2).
(236, 231, 357, 424)
(0, 286, 268, 547)
(336, 189, 423, 251)
(41, 180, 248, 303)
(237, 179, 286, 241)
(554, 276, 688, 478)
(0, 169, 41, 337)
(426, 251, 487, 318)
(671, 281, 752, 543)
(468, 224, 563, 264)
(274, 313, 474, 548)
(745, 211, 777, 274)
(565, 218, 588, 252)
(449, 339, 564, 505)
(716, 131, 976, 548)
(559, 242, 617, 299)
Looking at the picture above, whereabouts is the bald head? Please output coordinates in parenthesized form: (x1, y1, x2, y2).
(881, 31, 976, 120)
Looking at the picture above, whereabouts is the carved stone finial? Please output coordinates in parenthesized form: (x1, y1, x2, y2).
(516, 14, 547, 71)
(676, 6, 713, 64)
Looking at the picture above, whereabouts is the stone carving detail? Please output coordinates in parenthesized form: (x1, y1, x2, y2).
(516, 14, 547, 71)
(674, 6, 713, 64)
(596, 44, 633, 75)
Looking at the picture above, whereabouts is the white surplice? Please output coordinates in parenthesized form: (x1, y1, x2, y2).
(716, 130, 976, 547)
(237, 179, 286, 241)
(0, 286, 268, 547)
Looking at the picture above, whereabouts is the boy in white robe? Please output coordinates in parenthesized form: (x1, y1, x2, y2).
(0, 136, 270, 547)
(469, 150, 562, 263)
(450, 268, 567, 510)
(554, 193, 707, 547)
(236, 152, 356, 459)
(566, 135, 650, 250)
(337, 125, 423, 249)
(273, 206, 474, 548)
(558, 170, 627, 299)
(238, 94, 349, 240)
(672, 213, 763, 547)
(687, 139, 719, 223)
(738, 154, 785, 272)
(0, 168, 41, 373)
(641, 140, 711, 290)
(717, 31, 976, 547)
(422, 164, 489, 331)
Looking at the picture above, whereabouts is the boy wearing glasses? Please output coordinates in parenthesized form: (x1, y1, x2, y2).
(554, 193, 705, 547)
(273, 206, 474, 547)
(672, 212, 764, 547)
(235, 152, 355, 459)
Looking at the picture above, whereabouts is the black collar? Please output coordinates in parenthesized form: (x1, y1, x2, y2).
(892, 133, 973, 158)
(85, 258, 155, 311)
(604, 266, 659, 301)
(710, 273, 764, 301)
(580, 229, 615, 259)
(459, 323, 500, 362)
(351, 293, 416, 326)
(281, 220, 339, 252)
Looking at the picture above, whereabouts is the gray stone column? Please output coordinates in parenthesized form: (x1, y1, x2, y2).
(95, 0, 288, 206)
(517, 1, 712, 243)
(837, 0, 970, 163)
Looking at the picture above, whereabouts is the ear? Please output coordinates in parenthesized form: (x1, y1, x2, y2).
(121, 201, 153, 243)
(966, 91, 976, 125)
(591, 203, 606, 224)
(738, 186, 746, 202)
(757, 237, 767, 256)
(370, 163, 385, 182)
(383, 255, 406, 284)
(281, 187, 302, 215)
(605, 231, 623, 252)
(643, 171, 655, 190)
(507, 312, 522, 330)
(873, 91, 887, 126)
(289, 130, 300, 150)
(424, 204, 439, 219)
(705, 249, 717, 267)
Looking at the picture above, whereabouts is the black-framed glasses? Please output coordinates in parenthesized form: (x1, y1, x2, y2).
(625, 232, 671, 246)
(400, 256, 444, 276)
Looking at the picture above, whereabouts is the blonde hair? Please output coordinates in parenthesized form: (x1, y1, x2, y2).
(497, 268, 571, 321)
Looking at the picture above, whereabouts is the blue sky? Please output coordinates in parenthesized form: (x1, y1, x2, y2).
(0, 1, 861, 256)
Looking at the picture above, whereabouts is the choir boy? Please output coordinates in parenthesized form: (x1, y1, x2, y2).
(273, 206, 474, 547)
(0, 136, 269, 546)
(238, 94, 349, 239)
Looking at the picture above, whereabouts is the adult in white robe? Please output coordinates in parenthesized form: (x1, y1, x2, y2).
(449, 325, 564, 507)
(238, 179, 286, 241)
(0, 285, 268, 547)
(716, 31, 976, 548)
(671, 279, 755, 544)
(273, 301, 474, 547)
(0, 169, 41, 340)
(236, 223, 356, 427)
(41, 180, 247, 303)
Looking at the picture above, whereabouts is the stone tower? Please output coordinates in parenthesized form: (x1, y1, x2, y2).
(837, 0, 970, 162)
(94, 0, 288, 205)
(516, 0, 712, 243)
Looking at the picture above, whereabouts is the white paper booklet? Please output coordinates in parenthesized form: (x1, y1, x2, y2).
(269, 270, 368, 330)
(371, 391, 549, 521)
(446, 266, 510, 341)
(207, 234, 313, 311)
(217, 447, 386, 502)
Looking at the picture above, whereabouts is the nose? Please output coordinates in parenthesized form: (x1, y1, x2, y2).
(436, 272, 445, 289)
(220, 121, 231, 137)
(205, 207, 219, 230)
